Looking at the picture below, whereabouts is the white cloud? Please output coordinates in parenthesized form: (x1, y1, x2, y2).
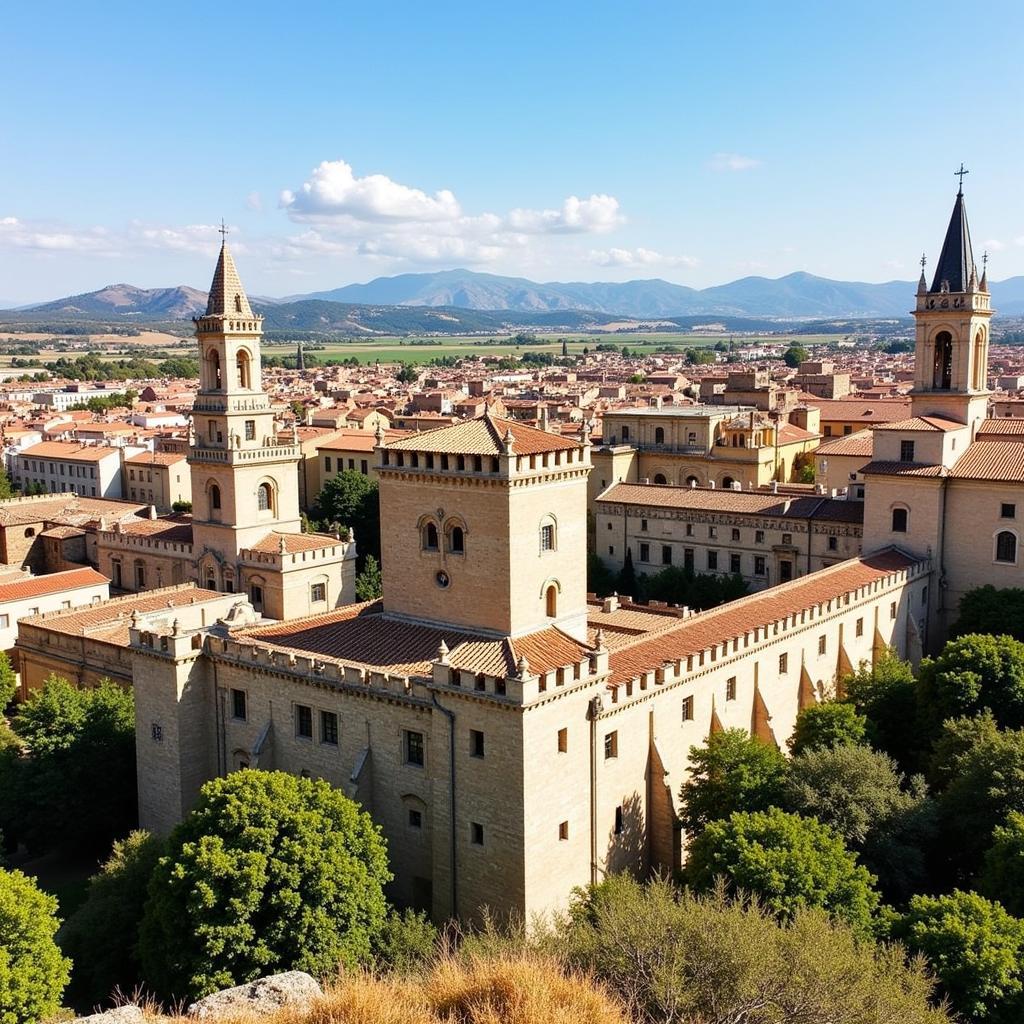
(246, 191, 263, 212)
(281, 159, 461, 223)
(709, 152, 761, 172)
(982, 238, 1007, 252)
(589, 247, 697, 269)
(507, 194, 623, 234)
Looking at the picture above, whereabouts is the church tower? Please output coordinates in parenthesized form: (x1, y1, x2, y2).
(910, 181, 993, 436)
(188, 240, 303, 592)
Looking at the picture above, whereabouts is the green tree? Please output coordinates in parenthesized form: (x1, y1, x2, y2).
(789, 701, 867, 754)
(616, 546, 640, 600)
(0, 654, 15, 711)
(314, 470, 380, 567)
(355, 554, 382, 602)
(395, 363, 418, 383)
(0, 467, 13, 501)
(171, 499, 192, 513)
(783, 345, 809, 368)
(979, 812, 1024, 918)
(0, 868, 71, 1024)
(139, 770, 391, 1000)
(586, 552, 616, 597)
(562, 876, 949, 1024)
(684, 808, 882, 937)
(783, 743, 936, 902)
(6, 676, 136, 853)
(60, 830, 164, 1008)
(917, 633, 1024, 731)
(679, 729, 788, 836)
(895, 890, 1024, 1024)
(289, 399, 307, 421)
(843, 648, 920, 770)
(954, 586, 1024, 642)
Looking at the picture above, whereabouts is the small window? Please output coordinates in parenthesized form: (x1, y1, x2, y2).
(996, 531, 1018, 564)
(661, 545, 672, 566)
(449, 525, 465, 554)
(231, 688, 247, 721)
(404, 729, 425, 766)
(257, 482, 273, 511)
(900, 439, 916, 463)
(855, 617, 864, 637)
(731, 528, 740, 542)
(708, 551, 718, 571)
(324, 456, 332, 472)
(708, 526, 717, 539)
(778, 653, 788, 674)
(557, 820, 569, 841)
(686, 523, 694, 537)
(470, 729, 485, 758)
(818, 635, 827, 655)
(311, 582, 326, 603)
(730, 553, 741, 574)
(295, 704, 313, 739)
(470, 822, 484, 845)
(782, 532, 792, 546)
(540, 523, 555, 552)
(755, 530, 765, 544)
(754, 556, 766, 576)
(890, 601, 897, 620)
(614, 806, 624, 835)
(557, 727, 568, 753)
(604, 731, 618, 759)
(320, 710, 339, 746)
(0, 615, 8, 628)
(424, 522, 439, 550)
(640, 518, 648, 532)
(725, 677, 736, 701)
(828, 536, 838, 551)
(681, 696, 694, 721)
(639, 542, 650, 562)
(408, 808, 422, 829)
(244, 420, 255, 441)
(892, 507, 908, 533)
(1002, 503, 1016, 520)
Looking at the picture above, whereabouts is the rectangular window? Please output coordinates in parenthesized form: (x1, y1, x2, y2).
(1002, 503, 1016, 519)
(320, 710, 339, 746)
(778, 653, 789, 674)
(754, 556, 766, 576)
(900, 439, 916, 462)
(755, 530, 765, 544)
(725, 677, 737, 701)
(540, 524, 555, 551)
(559, 820, 569, 841)
(641, 518, 648, 532)
(557, 727, 568, 753)
(231, 688, 247, 720)
(890, 601, 897, 620)
(661, 545, 672, 566)
(828, 536, 838, 551)
(681, 696, 694, 721)
(470, 729, 485, 758)
(470, 822, 484, 845)
(684, 548, 694, 571)
(0, 615, 8, 628)
(856, 617, 864, 637)
(731, 527, 740, 541)
(324, 456, 332, 472)
(614, 806, 624, 835)
(818, 635, 827, 655)
(686, 523, 694, 537)
(245, 420, 255, 441)
(639, 542, 650, 562)
(604, 731, 618, 759)
(348, 459, 355, 470)
(404, 730, 424, 766)
(295, 704, 313, 739)
(311, 582, 326, 603)
(708, 526, 717, 539)
(730, 553, 741, 574)
(408, 808, 422, 829)
(360, 460, 368, 474)
(782, 533, 792, 546)
(708, 550, 718, 571)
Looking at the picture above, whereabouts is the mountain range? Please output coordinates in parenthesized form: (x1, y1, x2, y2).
(7, 269, 1024, 326)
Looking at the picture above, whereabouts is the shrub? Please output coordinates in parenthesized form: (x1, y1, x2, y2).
(843, 649, 919, 770)
(139, 770, 391, 1000)
(0, 868, 71, 1024)
(789, 701, 867, 754)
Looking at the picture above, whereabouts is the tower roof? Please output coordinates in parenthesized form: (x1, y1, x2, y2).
(204, 242, 254, 317)
(384, 413, 580, 456)
(929, 190, 976, 293)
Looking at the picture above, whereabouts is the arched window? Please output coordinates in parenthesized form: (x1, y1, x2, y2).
(722, 476, 735, 489)
(448, 526, 465, 554)
(257, 482, 273, 512)
(209, 483, 221, 510)
(974, 329, 987, 390)
(234, 294, 243, 313)
(207, 349, 222, 390)
(539, 517, 556, 552)
(933, 330, 952, 390)
(134, 559, 146, 590)
(996, 531, 1017, 564)
(685, 475, 700, 487)
(653, 473, 667, 485)
(423, 522, 439, 550)
(546, 584, 558, 618)
(236, 349, 252, 390)
(654, 427, 665, 445)
(892, 507, 908, 533)
(205, 567, 217, 591)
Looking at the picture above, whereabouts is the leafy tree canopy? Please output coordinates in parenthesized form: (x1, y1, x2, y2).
(139, 770, 391, 1000)
(789, 700, 867, 754)
(355, 554, 382, 602)
(979, 812, 1024, 920)
(954, 586, 1024, 642)
(783, 345, 809, 367)
(314, 470, 380, 566)
(843, 648, 919, 770)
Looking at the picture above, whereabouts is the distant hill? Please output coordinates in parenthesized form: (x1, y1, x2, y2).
(23, 283, 208, 319)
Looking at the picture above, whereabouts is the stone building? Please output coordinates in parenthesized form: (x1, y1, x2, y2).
(123, 451, 191, 511)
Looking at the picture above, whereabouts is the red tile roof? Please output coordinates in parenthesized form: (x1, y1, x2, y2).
(21, 441, 121, 461)
(815, 430, 874, 458)
(385, 414, 579, 456)
(243, 531, 348, 554)
(874, 415, 965, 432)
(950, 441, 1024, 482)
(977, 418, 1024, 439)
(808, 399, 911, 423)
(124, 451, 188, 465)
(859, 461, 945, 477)
(0, 567, 107, 603)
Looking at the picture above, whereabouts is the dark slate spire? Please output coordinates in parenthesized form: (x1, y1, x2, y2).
(929, 189, 976, 293)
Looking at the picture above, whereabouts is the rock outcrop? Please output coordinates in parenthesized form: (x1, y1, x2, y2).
(186, 971, 323, 1019)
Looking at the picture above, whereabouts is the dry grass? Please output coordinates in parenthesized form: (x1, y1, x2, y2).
(152, 952, 629, 1024)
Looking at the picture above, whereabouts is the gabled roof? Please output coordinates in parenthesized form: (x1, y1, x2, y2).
(815, 429, 874, 458)
(930, 190, 976, 294)
(384, 414, 580, 456)
(950, 441, 1024, 482)
(874, 415, 965, 433)
(204, 242, 254, 318)
(0, 567, 107, 603)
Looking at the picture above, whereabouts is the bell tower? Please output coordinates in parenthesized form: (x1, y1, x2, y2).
(910, 176, 993, 436)
(189, 237, 302, 591)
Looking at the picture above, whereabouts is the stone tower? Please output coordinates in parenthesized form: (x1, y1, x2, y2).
(910, 186, 993, 436)
(188, 242, 303, 592)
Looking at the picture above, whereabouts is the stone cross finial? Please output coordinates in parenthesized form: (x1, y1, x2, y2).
(172, 618, 181, 636)
(517, 654, 530, 679)
(437, 639, 449, 665)
(595, 627, 606, 651)
(278, 534, 287, 554)
(503, 426, 515, 454)
(374, 422, 384, 445)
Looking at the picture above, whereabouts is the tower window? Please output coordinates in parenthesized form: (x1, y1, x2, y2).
(996, 531, 1018, 564)
(1002, 503, 1016, 520)
(546, 584, 558, 618)
(900, 440, 916, 463)
(892, 507, 908, 533)
(540, 522, 555, 551)
(231, 689, 247, 721)
(320, 710, 339, 746)
(404, 730, 424, 766)
(933, 331, 953, 390)
(604, 731, 618, 759)
(236, 349, 252, 389)
(470, 729, 485, 758)
(295, 704, 313, 739)
(245, 420, 255, 440)
(423, 522, 439, 551)
(448, 525, 465, 554)
(257, 482, 273, 512)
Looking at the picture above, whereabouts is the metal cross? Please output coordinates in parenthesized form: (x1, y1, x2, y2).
(955, 163, 969, 191)
(983, 250, 989, 271)
(218, 218, 229, 240)
(920, 253, 927, 271)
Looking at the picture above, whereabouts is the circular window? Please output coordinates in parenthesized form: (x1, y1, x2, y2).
(435, 570, 451, 589)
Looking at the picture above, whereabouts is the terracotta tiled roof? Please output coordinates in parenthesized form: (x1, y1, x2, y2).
(950, 441, 1024, 482)
(874, 416, 965, 432)
(596, 483, 864, 523)
(859, 461, 945, 477)
(116, 516, 194, 544)
(0, 567, 107, 603)
(0, 497, 147, 527)
(807, 399, 911, 422)
(385, 414, 579, 456)
(977, 418, 1024, 438)
(317, 429, 411, 453)
(243, 531, 348, 554)
(815, 430, 874, 458)
(21, 441, 121, 461)
(124, 451, 187, 465)
(777, 422, 819, 443)
(606, 550, 920, 686)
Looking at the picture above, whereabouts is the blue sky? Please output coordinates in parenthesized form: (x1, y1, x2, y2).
(3, 0, 1024, 303)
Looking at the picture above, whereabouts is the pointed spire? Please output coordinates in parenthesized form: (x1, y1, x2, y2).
(929, 189, 976, 294)
(917, 254, 928, 294)
(980, 250, 989, 292)
(204, 240, 255, 317)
